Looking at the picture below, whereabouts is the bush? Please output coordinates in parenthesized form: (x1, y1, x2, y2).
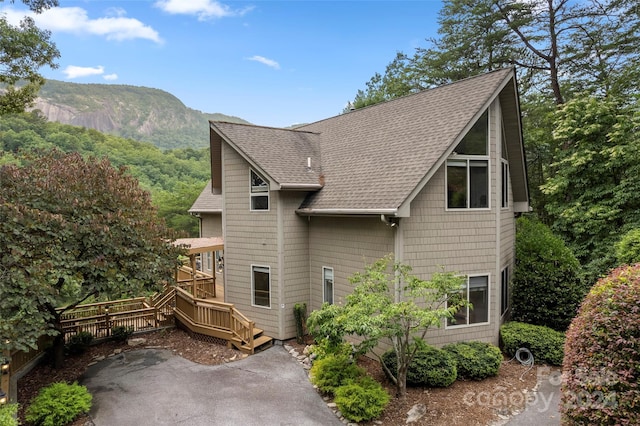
(25, 382, 92, 426)
(442, 341, 502, 380)
(615, 228, 640, 265)
(382, 343, 457, 388)
(111, 325, 134, 342)
(500, 321, 565, 366)
(0, 403, 18, 426)
(512, 216, 587, 331)
(308, 338, 353, 361)
(65, 331, 94, 355)
(309, 354, 365, 395)
(561, 264, 640, 424)
(334, 375, 389, 422)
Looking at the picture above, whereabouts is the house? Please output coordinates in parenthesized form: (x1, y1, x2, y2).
(193, 67, 529, 346)
(189, 180, 223, 278)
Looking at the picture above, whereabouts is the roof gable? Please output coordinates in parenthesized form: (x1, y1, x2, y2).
(209, 67, 527, 214)
(189, 180, 222, 213)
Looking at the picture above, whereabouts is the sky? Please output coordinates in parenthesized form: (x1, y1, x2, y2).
(2, 0, 443, 128)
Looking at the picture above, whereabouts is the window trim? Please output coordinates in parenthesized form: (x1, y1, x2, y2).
(322, 266, 334, 305)
(446, 273, 491, 329)
(500, 266, 510, 317)
(501, 160, 509, 209)
(249, 169, 269, 212)
(251, 264, 271, 309)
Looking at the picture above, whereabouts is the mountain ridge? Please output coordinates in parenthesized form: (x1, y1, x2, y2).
(30, 79, 250, 150)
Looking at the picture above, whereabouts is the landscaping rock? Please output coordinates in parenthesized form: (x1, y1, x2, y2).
(406, 403, 427, 423)
(127, 338, 147, 347)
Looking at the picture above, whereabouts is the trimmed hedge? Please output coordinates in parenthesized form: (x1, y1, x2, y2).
(561, 264, 640, 424)
(500, 321, 565, 366)
(0, 404, 18, 426)
(442, 341, 502, 380)
(382, 343, 457, 388)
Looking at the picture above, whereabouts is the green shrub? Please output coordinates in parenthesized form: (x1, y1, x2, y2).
(512, 216, 587, 331)
(293, 303, 307, 344)
(308, 338, 353, 361)
(334, 375, 389, 422)
(111, 325, 134, 342)
(615, 228, 640, 265)
(500, 321, 565, 366)
(309, 354, 365, 395)
(0, 403, 18, 426)
(442, 341, 502, 380)
(65, 331, 94, 355)
(561, 264, 640, 424)
(382, 343, 457, 388)
(25, 382, 92, 426)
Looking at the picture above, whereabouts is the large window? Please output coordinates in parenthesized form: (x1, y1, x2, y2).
(447, 111, 489, 209)
(252, 265, 271, 308)
(501, 125, 509, 208)
(501, 266, 510, 316)
(250, 169, 269, 211)
(323, 267, 334, 305)
(448, 275, 489, 327)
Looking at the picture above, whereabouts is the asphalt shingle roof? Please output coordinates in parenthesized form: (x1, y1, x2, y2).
(209, 68, 520, 214)
(189, 180, 222, 213)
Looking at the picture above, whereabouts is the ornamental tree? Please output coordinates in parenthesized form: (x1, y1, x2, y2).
(307, 255, 467, 398)
(0, 150, 183, 367)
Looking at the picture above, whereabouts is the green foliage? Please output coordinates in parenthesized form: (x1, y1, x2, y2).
(0, 403, 18, 426)
(111, 326, 134, 342)
(307, 255, 466, 397)
(500, 322, 565, 366)
(442, 341, 502, 381)
(0, 150, 184, 359)
(65, 331, 93, 355)
(309, 354, 365, 395)
(382, 342, 457, 388)
(561, 264, 640, 424)
(334, 376, 389, 423)
(542, 96, 640, 282)
(25, 382, 92, 426)
(512, 216, 587, 331)
(614, 228, 640, 265)
(0, 0, 60, 115)
(0, 112, 211, 236)
(293, 302, 307, 344)
(308, 339, 353, 361)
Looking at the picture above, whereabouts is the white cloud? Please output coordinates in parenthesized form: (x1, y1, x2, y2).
(103, 74, 118, 81)
(246, 55, 280, 70)
(0, 5, 163, 44)
(154, 0, 253, 21)
(63, 65, 105, 79)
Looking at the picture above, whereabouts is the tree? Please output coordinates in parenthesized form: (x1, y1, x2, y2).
(0, 0, 60, 114)
(0, 150, 184, 367)
(307, 255, 467, 398)
(541, 95, 640, 281)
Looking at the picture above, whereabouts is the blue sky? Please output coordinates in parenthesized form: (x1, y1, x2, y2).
(2, 1, 443, 127)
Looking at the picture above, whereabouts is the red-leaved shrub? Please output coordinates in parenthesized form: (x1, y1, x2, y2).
(561, 264, 640, 425)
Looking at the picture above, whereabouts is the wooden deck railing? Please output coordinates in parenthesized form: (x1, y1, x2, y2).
(173, 286, 256, 352)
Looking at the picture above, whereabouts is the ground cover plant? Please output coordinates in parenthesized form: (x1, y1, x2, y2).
(25, 382, 92, 426)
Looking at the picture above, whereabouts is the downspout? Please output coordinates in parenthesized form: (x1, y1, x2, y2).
(381, 215, 403, 303)
(277, 193, 285, 340)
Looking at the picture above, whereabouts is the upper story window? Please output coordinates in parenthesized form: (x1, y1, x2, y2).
(323, 267, 334, 305)
(501, 125, 509, 209)
(446, 111, 489, 209)
(250, 169, 269, 211)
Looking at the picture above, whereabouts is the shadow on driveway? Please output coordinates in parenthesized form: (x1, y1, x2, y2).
(81, 345, 343, 426)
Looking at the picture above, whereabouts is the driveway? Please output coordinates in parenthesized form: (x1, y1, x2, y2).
(81, 345, 343, 426)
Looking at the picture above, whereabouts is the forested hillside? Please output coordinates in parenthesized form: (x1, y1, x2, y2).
(0, 112, 209, 236)
(31, 79, 249, 150)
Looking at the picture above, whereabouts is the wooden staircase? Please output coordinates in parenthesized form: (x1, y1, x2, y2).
(231, 327, 273, 354)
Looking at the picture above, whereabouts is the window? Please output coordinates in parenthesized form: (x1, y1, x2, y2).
(501, 161, 509, 208)
(252, 265, 270, 308)
(323, 267, 334, 304)
(501, 267, 510, 316)
(250, 169, 269, 211)
(501, 124, 509, 208)
(448, 275, 489, 327)
(447, 111, 489, 209)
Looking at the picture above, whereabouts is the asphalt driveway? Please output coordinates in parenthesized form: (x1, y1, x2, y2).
(81, 345, 343, 426)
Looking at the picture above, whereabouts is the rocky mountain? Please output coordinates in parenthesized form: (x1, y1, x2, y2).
(31, 79, 249, 150)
